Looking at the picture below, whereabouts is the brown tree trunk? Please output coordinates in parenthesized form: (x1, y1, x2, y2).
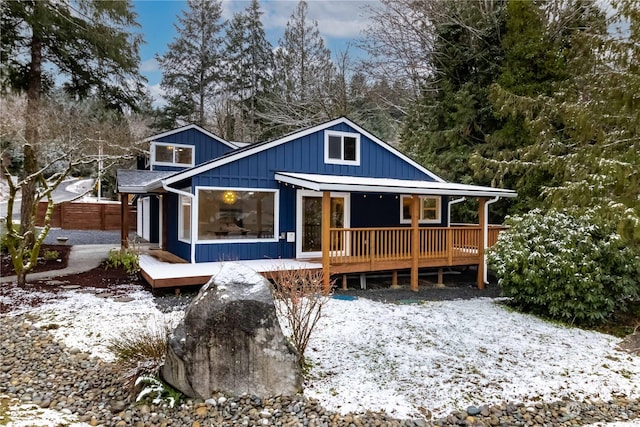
(17, 25, 43, 287)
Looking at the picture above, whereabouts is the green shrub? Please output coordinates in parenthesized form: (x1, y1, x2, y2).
(106, 247, 139, 274)
(0, 222, 8, 253)
(135, 375, 182, 408)
(42, 249, 60, 261)
(488, 209, 640, 326)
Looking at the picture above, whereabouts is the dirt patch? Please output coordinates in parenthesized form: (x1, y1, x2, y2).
(0, 253, 147, 314)
(1, 244, 71, 275)
(618, 332, 640, 355)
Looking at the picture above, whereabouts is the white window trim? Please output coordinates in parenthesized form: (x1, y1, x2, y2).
(399, 195, 442, 224)
(295, 189, 351, 259)
(324, 130, 360, 166)
(195, 186, 279, 244)
(177, 193, 192, 243)
(151, 141, 195, 167)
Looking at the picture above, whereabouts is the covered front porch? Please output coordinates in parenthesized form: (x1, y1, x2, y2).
(137, 221, 505, 290)
(319, 197, 503, 291)
(275, 172, 516, 291)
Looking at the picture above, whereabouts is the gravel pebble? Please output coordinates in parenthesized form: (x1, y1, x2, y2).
(2, 314, 640, 426)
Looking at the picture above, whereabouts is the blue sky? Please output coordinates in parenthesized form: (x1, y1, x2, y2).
(132, 0, 378, 104)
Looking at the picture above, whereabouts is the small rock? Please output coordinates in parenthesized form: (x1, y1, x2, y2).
(110, 400, 127, 413)
(467, 406, 481, 416)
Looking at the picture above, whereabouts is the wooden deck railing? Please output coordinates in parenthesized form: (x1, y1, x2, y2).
(329, 225, 507, 266)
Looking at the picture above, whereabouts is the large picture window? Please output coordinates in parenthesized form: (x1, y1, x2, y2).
(152, 142, 194, 167)
(197, 188, 277, 241)
(324, 131, 360, 165)
(400, 195, 441, 224)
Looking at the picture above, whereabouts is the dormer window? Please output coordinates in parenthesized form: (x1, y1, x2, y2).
(151, 142, 194, 167)
(324, 131, 360, 165)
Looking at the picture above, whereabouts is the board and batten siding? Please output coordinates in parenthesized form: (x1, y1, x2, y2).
(152, 127, 235, 172)
(169, 122, 441, 263)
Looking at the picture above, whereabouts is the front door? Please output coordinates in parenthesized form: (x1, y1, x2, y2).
(296, 190, 350, 258)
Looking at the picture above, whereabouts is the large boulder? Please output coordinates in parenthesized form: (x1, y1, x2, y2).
(162, 263, 302, 398)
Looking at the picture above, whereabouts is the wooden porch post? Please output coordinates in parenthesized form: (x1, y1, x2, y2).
(322, 191, 331, 291)
(120, 192, 129, 248)
(477, 197, 487, 289)
(410, 194, 420, 292)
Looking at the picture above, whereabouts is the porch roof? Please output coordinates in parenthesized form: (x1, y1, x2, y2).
(274, 172, 517, 198)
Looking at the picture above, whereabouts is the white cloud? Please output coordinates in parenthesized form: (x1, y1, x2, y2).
(140, 57, 159, 73)
(147, 82, 166, 108)
(223, 0, 377, 41)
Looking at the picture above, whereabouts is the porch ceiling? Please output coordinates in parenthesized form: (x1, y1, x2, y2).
(274, 172, 517, 198)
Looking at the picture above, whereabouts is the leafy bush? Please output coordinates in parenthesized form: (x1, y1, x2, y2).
(0, 221, 9, 253)
(107, 320, 171, 391)
(106, 247, 139, 274)
(42, 249, 60, 261)
(135, 375, 182, 408)
(489, 209, 640, 326)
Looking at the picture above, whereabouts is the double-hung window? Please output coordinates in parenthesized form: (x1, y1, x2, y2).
(324, 131, 360, 165)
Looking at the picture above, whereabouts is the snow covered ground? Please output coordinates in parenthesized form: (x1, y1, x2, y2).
(2, 281, 640, 425)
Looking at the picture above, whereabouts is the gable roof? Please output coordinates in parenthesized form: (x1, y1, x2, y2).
(145, 124, 239, 150)
(162, 117, 444, 186)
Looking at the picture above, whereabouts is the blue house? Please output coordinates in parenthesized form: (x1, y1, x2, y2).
(117, 117, 516, 290)
(123, 124, 240, 243)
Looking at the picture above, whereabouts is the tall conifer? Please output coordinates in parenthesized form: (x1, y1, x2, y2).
(260, 1, 336, 136)
(157, 0, 225, 128)
(224, 0, 274, 142)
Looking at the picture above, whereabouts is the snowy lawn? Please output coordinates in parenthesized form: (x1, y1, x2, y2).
(3, 283, 640, 421)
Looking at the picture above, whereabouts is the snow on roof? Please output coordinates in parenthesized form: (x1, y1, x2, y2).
(275, 172, 517, 198)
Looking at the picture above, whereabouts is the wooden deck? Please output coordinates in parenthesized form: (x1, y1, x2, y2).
(138, 225, 506, 290)
(139, 254, 322, 289)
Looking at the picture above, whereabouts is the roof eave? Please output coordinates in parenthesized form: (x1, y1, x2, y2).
(274, 172, 517, 198)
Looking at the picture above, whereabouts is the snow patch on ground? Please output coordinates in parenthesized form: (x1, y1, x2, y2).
(304, 297, 640, 419)
(22, 285, 183, 362)
(2, 285, 640, 423)
(4, 399, 91, 427)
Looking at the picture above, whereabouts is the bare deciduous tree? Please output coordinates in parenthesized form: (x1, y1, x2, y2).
(1, 94, 147, 285)
(268, 267, 333, 367)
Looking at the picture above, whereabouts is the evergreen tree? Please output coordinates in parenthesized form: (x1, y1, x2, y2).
(259, 0, 336, 136)
(400, 0, 506, 221)
(157, 0, 225, 128)
(475, 0, 638, 243)
(224, 0, 274, 142)
(473, 0, 606, 214)
(0, 0, 144, 286)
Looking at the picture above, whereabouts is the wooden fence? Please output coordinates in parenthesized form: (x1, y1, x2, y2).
(35, 201, 136, 231)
